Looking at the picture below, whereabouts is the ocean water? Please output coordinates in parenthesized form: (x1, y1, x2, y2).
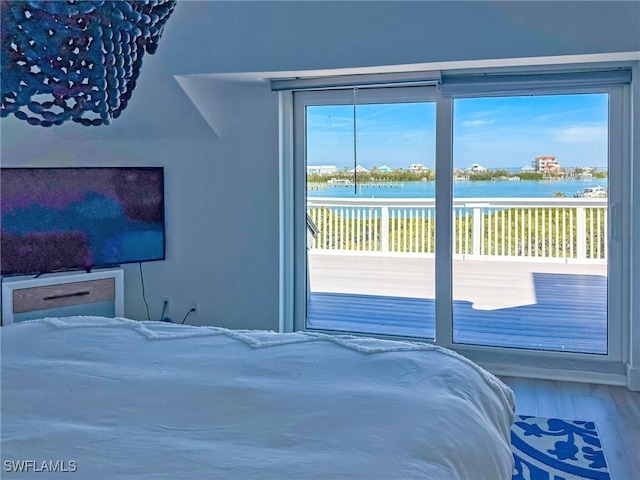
(308, 179, 608, 199)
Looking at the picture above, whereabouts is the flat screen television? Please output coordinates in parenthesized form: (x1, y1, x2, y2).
(1, 167, 165, 276)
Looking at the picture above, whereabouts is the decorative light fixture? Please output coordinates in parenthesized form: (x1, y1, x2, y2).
(1, 0, 177, 127)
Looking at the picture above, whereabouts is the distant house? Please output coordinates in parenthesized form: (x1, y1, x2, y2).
(533, 155, 560, 174)
(575, 172, 593, 180)
(453, 168, 467, 180)
(408, 163, 425, 172)
(521, 165, 536, 173)
(377, 165, 392, 173)
(307, 165, 338, 175)
(466, 163, 487, 173)
(349, 165, 370, 174)
(574, 166, 594, 180)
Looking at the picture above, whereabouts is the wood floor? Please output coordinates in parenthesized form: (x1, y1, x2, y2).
(308, 253, 608, 353)
(500, 376, 640, 480)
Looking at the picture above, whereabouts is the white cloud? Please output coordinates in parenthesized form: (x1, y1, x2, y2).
(460, 120, 491, 127)
(554, 125, 607, 144)
(401, 130, 428, 139)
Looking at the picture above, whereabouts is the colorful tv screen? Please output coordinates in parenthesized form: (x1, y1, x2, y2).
(1, 167, 165, 276)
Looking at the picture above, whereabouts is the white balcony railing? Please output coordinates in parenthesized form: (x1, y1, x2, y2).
(307, 197, 607, 263)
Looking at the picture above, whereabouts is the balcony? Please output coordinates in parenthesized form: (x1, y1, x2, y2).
(306, 197, 608, 354)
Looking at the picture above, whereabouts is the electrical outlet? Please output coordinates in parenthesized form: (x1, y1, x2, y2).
(188, 300, 198, 317)
(161, 297, 171, 321)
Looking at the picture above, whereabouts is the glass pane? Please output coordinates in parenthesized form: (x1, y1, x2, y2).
(452, 94, 608, 354)
(306, 101, 436, 339)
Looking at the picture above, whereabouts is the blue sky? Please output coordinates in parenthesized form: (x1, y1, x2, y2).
(306, 93, 609, 170)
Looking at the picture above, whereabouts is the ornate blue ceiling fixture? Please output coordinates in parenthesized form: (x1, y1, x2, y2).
(1, 0, 177, 127)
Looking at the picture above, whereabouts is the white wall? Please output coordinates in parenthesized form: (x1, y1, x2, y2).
(161, 1, 640, 75)
(1, 51, 281, 330)
(1, 1, 638, 332)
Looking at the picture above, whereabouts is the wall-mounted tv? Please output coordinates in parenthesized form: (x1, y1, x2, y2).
(1, 167, 165, 276)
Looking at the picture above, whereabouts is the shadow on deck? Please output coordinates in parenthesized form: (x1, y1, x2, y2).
(308, 272, 607, 354)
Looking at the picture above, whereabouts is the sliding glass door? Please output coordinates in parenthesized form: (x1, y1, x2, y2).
(451, 93, 611, 354)
(296, 88, 438, 339)
(289, 72, 627, 366)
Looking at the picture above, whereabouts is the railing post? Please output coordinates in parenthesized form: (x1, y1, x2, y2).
(381, 205, 389, 253)
(576, 206, 586, 260)
(472, 207, 482, 256)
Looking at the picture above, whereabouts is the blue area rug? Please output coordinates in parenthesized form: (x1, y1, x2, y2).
(511, 415, 611, 480)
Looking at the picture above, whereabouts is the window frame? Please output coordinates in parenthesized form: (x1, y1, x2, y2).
(439, 80, 628, 369)
(279, 68, 633, 385)
(290, 87, 443, 337)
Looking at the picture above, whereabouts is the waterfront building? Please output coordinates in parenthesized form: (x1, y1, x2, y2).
(575, 172, 594, 180)
(533, 155, 561, 174)
(307, 165, 339, 175)
(466, 163, 487, 173)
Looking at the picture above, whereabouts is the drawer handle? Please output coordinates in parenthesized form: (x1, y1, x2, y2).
(43, 291, 91, 301)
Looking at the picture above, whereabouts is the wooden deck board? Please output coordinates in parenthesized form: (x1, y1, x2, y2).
(308, 253, 608, 353)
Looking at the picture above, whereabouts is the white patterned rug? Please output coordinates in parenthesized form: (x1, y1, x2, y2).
(511, 416, 611, 480)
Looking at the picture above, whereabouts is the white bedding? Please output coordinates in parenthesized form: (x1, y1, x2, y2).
(1, 317, 515, 479)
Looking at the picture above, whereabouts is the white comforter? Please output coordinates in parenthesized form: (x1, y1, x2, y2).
(1, 317, 515, 479)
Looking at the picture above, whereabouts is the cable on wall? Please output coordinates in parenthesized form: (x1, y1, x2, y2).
(139, 262, 150, 321)
(181, 308, 196, 325)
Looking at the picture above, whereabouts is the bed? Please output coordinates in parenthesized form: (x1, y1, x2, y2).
(1, 316, 515, 479)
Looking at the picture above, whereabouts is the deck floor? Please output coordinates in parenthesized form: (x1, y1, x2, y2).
(307, 253, 608, 354)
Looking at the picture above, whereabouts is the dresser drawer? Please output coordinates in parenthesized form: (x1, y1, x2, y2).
(2, 270, 124, 325)
(12, 278, 115, 314)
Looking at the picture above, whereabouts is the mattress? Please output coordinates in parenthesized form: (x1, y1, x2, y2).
(1, 316, 515, 479)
